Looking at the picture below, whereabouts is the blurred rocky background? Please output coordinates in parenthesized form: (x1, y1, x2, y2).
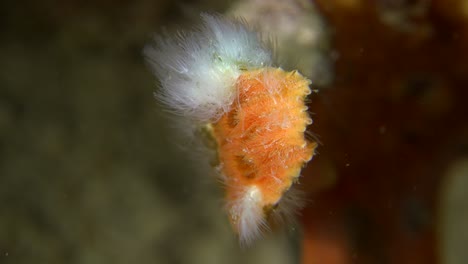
(302, 1, 468, 264)
(0, 0, 467, 264)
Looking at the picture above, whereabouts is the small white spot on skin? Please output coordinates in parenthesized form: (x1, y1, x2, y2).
(270, 172, 282, 184)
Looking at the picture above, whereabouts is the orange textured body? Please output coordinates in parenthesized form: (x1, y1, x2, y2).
(211, 68, 317, 238)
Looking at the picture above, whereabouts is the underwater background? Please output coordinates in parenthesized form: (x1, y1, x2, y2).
(0, 0, 467, 263)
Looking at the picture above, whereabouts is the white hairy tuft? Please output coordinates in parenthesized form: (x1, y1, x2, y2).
(227, 185, 268, 247)
(144, 14, 273, 122)
(225, 184, 306, 246)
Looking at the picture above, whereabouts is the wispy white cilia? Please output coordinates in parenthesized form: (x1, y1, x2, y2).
(143, 14, 273, 122)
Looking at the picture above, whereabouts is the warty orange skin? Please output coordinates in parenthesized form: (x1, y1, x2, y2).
(210, 67, 317, 242)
